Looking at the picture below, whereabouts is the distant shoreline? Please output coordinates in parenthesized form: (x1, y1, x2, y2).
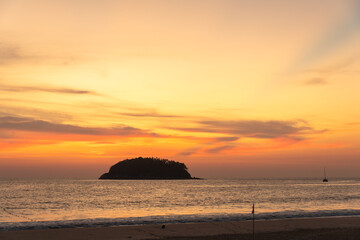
(1, 216, 360, 240)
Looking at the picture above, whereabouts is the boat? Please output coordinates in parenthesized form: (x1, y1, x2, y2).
(323, 167, 328, 182)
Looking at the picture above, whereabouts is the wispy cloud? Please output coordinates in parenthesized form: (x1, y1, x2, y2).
(0, 115, 159, 137)
(118, 111, 181, 118)
(0, 43, 21, 64)
(0, 106, 75, 124)
(205, 144, 236, 154)
(175, 136, 240, 156)
(308, 56, 359, 74)
(0, 42, 48, 65)
(176, 147, 202, 156)
(303, 78, 328, 85)
(0, 85, 99, 95)
(289, 1, 360, 73)
(215, 136, 239, 142)
(0, 41, 81, 67)
(171, 119, 319, 140)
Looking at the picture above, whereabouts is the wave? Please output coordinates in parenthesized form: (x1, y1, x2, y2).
(1, 209, 360, 231)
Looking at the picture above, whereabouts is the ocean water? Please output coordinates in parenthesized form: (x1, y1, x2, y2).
(1, 178, 360, 230)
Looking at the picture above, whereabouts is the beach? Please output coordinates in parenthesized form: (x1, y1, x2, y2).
(1, 216, 360, 240)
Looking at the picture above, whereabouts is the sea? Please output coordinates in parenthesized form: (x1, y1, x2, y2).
(1, 178, 360, 231)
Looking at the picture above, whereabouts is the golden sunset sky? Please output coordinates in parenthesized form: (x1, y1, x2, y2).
(0, 0, 359, 178)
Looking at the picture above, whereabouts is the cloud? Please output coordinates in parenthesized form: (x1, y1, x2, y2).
(0, 43, 21, 64)
(308, 56, 359, 74)
(0, 85, 99, 95)
(0, 43, 45, 65)
(175, 136, 239, 156)
(173, 119, 321, 156)
(0, 116, 32, 122)
(171, 119, 318, 140)
(288, 1, 360, 73)
(303, 78, 328, 85)
(205, 144, 236, 154)
(118, 111, 181, 118)
(0, 106, 74, 123)
(215, 136, 239, 142)
(0, 115, 159, 137)
(0, 41, 81, 67)
(176, 147, 201, 156)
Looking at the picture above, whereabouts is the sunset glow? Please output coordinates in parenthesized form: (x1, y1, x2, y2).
(1, 0, 360, 178)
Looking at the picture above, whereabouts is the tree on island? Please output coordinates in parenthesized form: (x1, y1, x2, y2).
(99, 157, 193, 179)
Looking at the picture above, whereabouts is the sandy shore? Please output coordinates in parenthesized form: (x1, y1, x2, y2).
(1, 217, 360, 240)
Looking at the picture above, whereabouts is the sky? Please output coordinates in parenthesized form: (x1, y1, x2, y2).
(0, 0, 359, 178)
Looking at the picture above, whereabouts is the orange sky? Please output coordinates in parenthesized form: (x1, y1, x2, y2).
(0, 0, 360, 178)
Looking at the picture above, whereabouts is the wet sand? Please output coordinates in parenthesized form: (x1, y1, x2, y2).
(1, 216, 360, 240)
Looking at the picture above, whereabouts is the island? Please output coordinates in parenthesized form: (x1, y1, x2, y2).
(99, 157, 194, 179)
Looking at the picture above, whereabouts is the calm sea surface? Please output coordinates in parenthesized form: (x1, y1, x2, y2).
(1, 178, 360, 230)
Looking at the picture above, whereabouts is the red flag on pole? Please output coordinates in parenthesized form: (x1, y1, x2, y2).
(252, 203, 255, 240)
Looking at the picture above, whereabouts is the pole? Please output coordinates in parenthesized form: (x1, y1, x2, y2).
(252, 203, 255, 240)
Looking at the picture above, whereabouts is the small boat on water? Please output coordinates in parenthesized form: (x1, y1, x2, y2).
(323, 168, 328, 182)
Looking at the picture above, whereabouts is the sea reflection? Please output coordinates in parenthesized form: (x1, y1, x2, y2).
(1, 179, 360, 223)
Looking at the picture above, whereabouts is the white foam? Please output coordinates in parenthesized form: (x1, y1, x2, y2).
(1, 209, 360, 231)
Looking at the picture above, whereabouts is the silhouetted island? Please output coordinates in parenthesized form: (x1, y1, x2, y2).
(99, 157, 196, 180)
